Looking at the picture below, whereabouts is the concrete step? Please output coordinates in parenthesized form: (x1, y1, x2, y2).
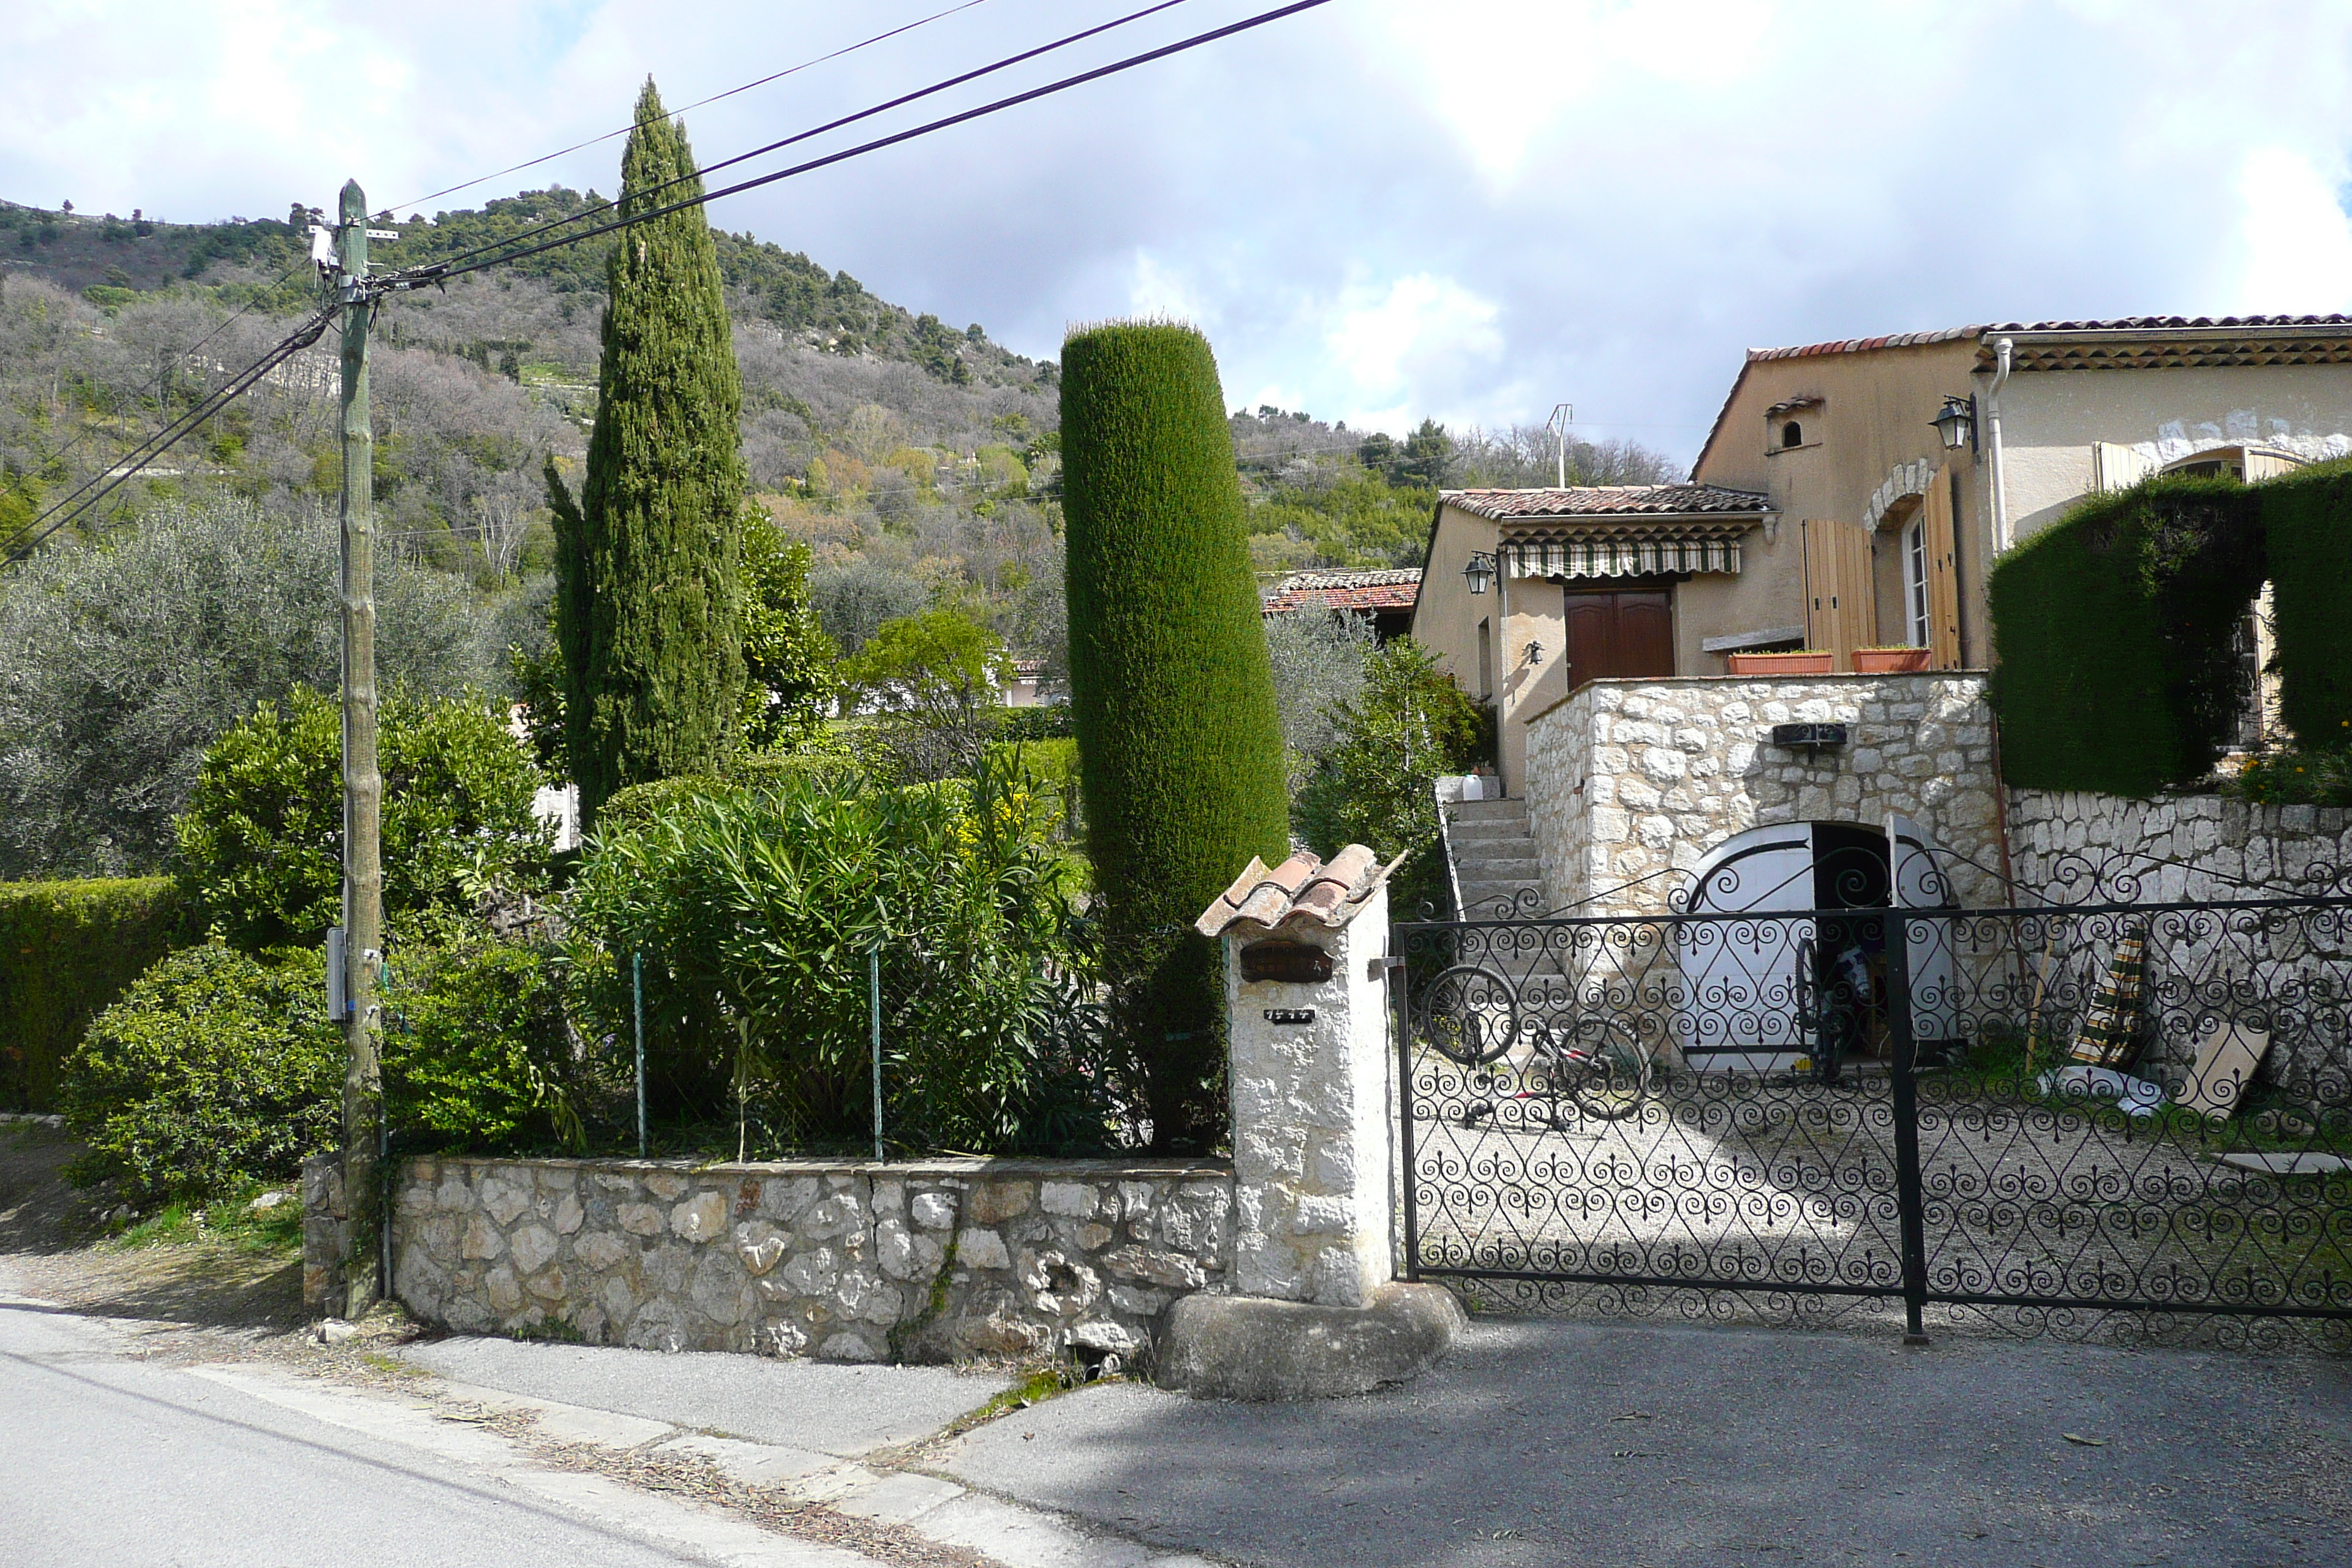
(1448, 798, 1527, 823)
(1446, 816, 1531, 841)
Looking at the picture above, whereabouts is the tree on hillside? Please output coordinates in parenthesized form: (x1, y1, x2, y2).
(549, 78, 746, 827)
(739, 505, 838, 749)
(1062, 321, 1289, 1152)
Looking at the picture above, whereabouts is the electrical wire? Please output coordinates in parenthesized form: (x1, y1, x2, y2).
(1, 305, 340, 562)
(383, 0, 994, 215)
(416, 0, 1330, 287)
(407, 0, 1197, 281)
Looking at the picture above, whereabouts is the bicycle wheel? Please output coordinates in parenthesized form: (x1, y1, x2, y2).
(1564, 1014, 1653, 1122)
(1418, 964, 1520, 1066)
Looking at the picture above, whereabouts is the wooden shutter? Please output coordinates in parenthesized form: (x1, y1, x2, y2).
(1801, 518, 1877, 671)
(1921, 468, 1962, 668)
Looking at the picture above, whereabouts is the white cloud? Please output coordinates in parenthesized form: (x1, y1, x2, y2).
(2231, 147, 2352, 314)
(1323, 273, 1503, 421)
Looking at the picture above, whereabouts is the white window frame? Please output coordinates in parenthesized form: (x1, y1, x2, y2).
(1904, 518, 1930, 648)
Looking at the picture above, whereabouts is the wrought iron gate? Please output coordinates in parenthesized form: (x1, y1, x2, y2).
(1393, 858, 2352, 1348)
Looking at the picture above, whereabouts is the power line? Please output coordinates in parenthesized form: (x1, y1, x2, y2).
(411, 0, 1332, 288)
(410, 0, 1196, 282)
(383, 0, 994, 214)
(1, 305, 339, 562)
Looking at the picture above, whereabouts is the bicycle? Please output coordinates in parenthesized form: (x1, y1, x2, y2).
(1419, 962, 1659, 1128)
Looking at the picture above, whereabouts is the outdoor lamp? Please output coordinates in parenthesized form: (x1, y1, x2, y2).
(1932, 394, 1975, 452)
(1463, 551, 1497, 595)
(1525, 641, 1543, 666)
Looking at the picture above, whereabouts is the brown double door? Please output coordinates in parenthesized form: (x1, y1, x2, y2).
(1561, 588, 1674, 687)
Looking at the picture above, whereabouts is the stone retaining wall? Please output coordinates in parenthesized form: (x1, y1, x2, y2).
(2008, 788, 2352, 905)
(318, 1154, 1234, 1365)
(1523, 674, 2003, 916)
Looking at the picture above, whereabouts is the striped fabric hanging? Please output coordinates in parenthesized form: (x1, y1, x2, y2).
(1501, 537, 1743, 578)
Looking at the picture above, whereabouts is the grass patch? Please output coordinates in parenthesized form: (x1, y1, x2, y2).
(108, 1181, 303, 1257)
(936, 1363, 1091, 1441)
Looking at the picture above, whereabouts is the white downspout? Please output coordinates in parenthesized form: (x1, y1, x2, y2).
(1986, 336, 2013, 553)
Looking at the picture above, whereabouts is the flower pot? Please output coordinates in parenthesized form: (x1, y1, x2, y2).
(1725, 650, 1834, 675)
(1853, 647, 1931, 674)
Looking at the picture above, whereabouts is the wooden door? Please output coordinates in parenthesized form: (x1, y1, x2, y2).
(1801, 518, 1877, 669)
(1562, 589, 1675, 687)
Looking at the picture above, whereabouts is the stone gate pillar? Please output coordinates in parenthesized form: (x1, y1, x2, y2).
(1164, 845, 1463, 1398)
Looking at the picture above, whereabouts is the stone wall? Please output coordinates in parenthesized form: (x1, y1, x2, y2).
(1523, 674, 2003, 916)
(2008, 788, 2352, 906)
(319, 1154, 1233, 1365)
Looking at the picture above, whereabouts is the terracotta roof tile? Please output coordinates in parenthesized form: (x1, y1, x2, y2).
(1441, 484, 1771, 521)
(1261, 568, 1421, 617)
(1196, 845, 1396, 938)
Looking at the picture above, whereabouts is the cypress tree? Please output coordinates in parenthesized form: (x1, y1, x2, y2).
(1061, 321, 1289, 1150)
(551, 79, 745, 826)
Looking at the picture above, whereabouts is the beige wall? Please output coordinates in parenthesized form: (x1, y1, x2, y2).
(1697, 340, 1998, 669)
(1994, 362, 2352, 545)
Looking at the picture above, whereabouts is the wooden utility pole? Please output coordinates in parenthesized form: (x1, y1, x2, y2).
(336, 178, 385, 1318)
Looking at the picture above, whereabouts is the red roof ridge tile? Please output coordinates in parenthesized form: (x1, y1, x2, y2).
(1196, 845, 1399, 938)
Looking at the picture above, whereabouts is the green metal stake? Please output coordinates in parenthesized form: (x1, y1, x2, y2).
(869, 949, 883, 1162)
(633, 951, 647, 1158)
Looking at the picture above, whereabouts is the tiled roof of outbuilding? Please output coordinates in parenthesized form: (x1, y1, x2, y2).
(1441, 484, 1772, 520)
(1196, 845, 1395, 938)
(1261, 568, 1420, 617)
(1744, 314, 2352, 364)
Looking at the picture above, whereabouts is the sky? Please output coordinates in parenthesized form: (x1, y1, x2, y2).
(7, 0, 2352, 466)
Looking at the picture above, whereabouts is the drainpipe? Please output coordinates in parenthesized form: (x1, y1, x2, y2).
(1985, 336, 2014, 553)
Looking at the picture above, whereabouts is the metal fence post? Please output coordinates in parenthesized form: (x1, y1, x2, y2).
(869, 949, 884, 1162)
(1390, 943, 1421, 1283)
(1885, 908, 1930, 1345)
(632, 951, 647, 1159)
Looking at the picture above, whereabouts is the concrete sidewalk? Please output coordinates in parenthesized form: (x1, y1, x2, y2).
(403, 1318, 2352, 1568)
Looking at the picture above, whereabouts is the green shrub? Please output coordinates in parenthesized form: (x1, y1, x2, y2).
(2258, 462, 2352, 742)
(176, 685, 553, 949)
(61, 945, 339, 1205)
(385, 940, 584, 1147)
(595, 774, 725, 836)
(1295, 640, 1490, 916)
(567, 756, 1123, 1153)
(0, 878, 192, 1111)
(1060, 321, 1289, 1150)
(988, 738, 1081, 837)
(998, 705, 1074, 743)
(1989, 475, 2261, 795)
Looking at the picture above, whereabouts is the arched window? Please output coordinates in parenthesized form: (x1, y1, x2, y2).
(1781, 420, 1803, 450)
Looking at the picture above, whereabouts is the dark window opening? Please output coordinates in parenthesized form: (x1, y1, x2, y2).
(1781, 420, 1803, 449)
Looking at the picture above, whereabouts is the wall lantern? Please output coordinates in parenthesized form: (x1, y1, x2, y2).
(1932, 394, 1976, 452)
(1525, 641, 1544, 667)
(1463, 551, 1497, 595)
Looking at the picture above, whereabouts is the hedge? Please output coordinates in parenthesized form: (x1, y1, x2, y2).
(1989, 475, 2262, 796)
(2258, 462, 2352, 742)
(0, 878, 192, 1112)
(1060, 321, 1289, 1150)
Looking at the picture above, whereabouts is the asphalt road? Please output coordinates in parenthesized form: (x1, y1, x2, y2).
(0, 1270, 867, 1568)
(943, 1317, 2352, 1568)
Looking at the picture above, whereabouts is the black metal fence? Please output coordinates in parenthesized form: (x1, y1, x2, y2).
(1395, 855, 2352, 1349)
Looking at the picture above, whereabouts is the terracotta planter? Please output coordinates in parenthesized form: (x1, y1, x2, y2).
(1725, 650, 1834, 675)
(1853, 647, 1931, 674)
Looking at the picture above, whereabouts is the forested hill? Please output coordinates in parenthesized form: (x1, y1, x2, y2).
(0, 189, 1044, 390)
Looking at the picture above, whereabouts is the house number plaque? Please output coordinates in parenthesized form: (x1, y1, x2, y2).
(1239, 939, 1333, 984)
(1263, 1008, 1316, 1026)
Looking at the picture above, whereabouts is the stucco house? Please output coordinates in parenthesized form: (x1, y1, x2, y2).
(1414, 314, 2352, 802)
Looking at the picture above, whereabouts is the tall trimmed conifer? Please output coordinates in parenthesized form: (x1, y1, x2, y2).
(1061, 321, 1289, 1150)
(551, 79, 745, 825)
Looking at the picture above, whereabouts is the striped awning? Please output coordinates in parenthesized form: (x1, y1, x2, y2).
(1502, 535, 1744, 579)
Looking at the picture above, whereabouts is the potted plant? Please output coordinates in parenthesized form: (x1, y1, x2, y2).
(1854, 646, 1931, 674)
(1725, 649, 1836, 675)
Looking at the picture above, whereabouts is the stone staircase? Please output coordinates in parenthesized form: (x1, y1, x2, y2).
(1444, 796, 1546, 919)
